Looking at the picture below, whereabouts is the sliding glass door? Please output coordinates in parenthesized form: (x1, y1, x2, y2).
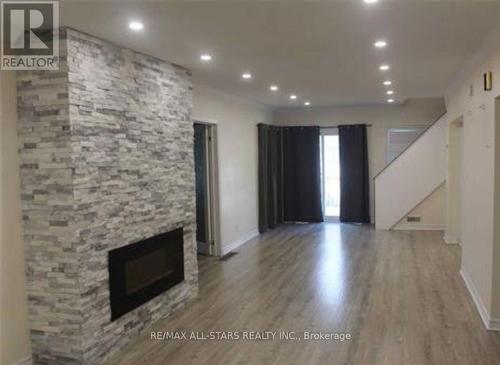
(320, 129, 341, 220)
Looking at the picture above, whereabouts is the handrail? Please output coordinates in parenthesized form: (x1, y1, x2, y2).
(373, 111, 447, 180)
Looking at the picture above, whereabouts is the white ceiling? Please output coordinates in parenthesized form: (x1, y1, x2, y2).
(60, 0, 500, 108)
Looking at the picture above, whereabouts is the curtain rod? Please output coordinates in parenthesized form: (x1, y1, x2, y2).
(321, 124, 372, 128)
(259, 123, 372, 128)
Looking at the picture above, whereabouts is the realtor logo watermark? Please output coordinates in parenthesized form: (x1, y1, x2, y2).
(1, 0, 59, 70)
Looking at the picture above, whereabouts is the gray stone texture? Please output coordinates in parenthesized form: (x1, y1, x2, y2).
(17, 28, 198, 365)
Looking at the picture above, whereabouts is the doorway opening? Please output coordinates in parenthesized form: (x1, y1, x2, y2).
(193, 121, 220, 256)
(320, 128, 341, 221)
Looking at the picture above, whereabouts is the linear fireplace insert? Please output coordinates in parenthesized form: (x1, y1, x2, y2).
(108, 228, 184, 321)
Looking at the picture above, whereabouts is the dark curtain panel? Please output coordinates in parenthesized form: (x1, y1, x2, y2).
(258, 124, 284, 233)
(282, 126, 323, 223)
(338, 124, 370, 223)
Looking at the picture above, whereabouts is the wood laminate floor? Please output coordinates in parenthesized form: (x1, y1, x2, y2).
(105, 223, 500, 365)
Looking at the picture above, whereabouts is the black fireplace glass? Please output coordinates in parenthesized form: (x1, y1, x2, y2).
(108, 228, 184, 321)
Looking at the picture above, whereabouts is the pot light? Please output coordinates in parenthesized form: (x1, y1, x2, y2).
(304, 101, 311, 106)
(386, 90, 394, 95)
(383, 80, 392, 86)
(200, 54, 212, 62)
(290, 94, 297, 100)
(364, 0, 378, 3)
(380, 64, 390, 71)
(270, 85, 278, 91)
(129, 21, 144, 31)
(374, 40, 387, 48)
(387, 99, 395, 103)
(242, 73, 252, 80)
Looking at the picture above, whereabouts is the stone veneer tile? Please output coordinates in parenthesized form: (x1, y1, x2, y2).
(17, 28, 198, 365)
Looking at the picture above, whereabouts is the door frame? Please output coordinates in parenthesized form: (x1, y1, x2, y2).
(320, 127, 340, 222)
(193, 120, 221, 256)
(445, 116, 464, 245)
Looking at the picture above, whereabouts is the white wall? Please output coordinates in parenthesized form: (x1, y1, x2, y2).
(375, 114, 447, 229)
(192, 84, 272, 254)
(0, 72, 31, 364)
(494, 96, 500, 321)
(273, 97, 446, 221)
(444, 23, 500, 326)
(394, 183, 446, 231)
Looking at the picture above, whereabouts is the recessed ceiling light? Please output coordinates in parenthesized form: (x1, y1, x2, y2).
(304, 101, 311, 106)
(386, 90, 394, 95)
(242, 73, 252, 80)
(374, 40, 387, 48)
(364, 0, 378, 3)
(383, 80, 392, 86)
(387, 99, 395, 103)
(200, 54, 212, 62)
(290, 94, 297, 100)
(270, 85, 278, 91)
(380, 64, 390, 71)
(129, 21, 144, 31)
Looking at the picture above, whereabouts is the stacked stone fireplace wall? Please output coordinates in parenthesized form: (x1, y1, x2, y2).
(17, 28, 198, 364)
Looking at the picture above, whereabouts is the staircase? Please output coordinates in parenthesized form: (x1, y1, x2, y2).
(374, 112, 447, 230)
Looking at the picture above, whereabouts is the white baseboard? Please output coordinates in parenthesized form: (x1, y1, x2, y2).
(10, 355, 32, 365)
(443, 234, 460, 244)
(460, 268, 500, 331)
(376, 222, 445, 231)
(489, 318, 500, 331)
(221, 228, 259, 256)
(393, 224, 445, 231)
